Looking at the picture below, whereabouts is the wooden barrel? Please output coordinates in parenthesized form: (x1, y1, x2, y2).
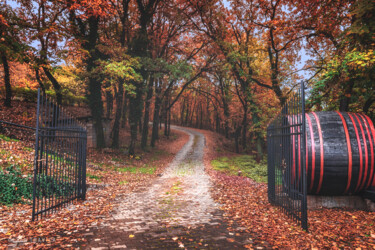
(303, 111, 375, 195)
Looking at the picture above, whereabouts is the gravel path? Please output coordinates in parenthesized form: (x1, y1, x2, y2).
(82, 127, 253, 249)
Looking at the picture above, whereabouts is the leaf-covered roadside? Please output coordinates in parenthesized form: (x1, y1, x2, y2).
(200, 129, 375, 249)
(0, 129, 188, 249)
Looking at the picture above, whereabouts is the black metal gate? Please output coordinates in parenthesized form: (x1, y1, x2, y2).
(267, 81, 307, 230)
(32, 89, 87, 220)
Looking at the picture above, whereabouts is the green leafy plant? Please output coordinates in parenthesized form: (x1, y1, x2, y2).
(0, 134, 20, 142)
(0, 165, 33, 205)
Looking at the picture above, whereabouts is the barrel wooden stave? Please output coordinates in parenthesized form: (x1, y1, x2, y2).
(302, 111, 375, 195)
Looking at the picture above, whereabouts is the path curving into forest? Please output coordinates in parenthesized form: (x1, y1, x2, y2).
(82, 126, 256, 249)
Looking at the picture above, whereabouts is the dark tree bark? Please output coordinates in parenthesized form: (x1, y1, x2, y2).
(167, 95, 171, 135)
(241, 107, 247, 150)
(164, 106, 168, 136)
(35, 68, 46, 94)
(141, 78, 154, 149)
(121, 93, 128, 128)
(200, 103, 204, 129)
(111, 82, 124, 148)
(164, 91, 169, 136)
(42, 67, 62, 106)
(339, 80, 355, 112)
(215, 112, 220, 133)
(1, 52, 11, 107)
(180, 99, 185, 125)
(256, 136, 263, 162)
(363, 97, 374, 114)
(185, 101, 189, 125)
(128, 91, 143, 155)
(105, 90, 113, 119)
(151, 85, 161, 147)
(128, 0, 160, 155)
(218, 77, 230, 138)
(69, 9, 105, 148)
(234, 125, 241, 154)
(85, 16, 105, 148)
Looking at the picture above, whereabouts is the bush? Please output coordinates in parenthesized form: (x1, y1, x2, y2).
(0, 165, 33, 205)
(13, 87, 38, 102)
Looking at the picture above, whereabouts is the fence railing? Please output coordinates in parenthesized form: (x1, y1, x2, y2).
(267, 81, 307, 230)
(32, 90, 87, 220)
(31, 89, 87, 220)
(0, 90, 87, 220)
(0, 121, 35, 173)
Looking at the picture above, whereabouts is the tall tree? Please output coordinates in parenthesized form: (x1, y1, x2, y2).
(127, 0, 161, 155)
(67, 1, 114, 148)
(0, 4, 27, 107)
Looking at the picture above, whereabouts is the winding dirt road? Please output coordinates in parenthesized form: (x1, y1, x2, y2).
(82, 127, 254, 249)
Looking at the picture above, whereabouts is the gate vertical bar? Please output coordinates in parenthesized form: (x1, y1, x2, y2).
(267, 81, 307, 230)
(32, 89, 41, 221)
(31, 89, 87, 220)
(301, 81, 308, 231)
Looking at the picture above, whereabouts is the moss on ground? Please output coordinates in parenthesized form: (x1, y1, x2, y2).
(211, 155, 267, 183)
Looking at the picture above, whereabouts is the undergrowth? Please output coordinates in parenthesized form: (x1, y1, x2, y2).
(0, 165, 33, 205)
(211, 155, 267, 183)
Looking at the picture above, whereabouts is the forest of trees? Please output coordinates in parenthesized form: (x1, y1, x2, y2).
(1, 0, 374, 157)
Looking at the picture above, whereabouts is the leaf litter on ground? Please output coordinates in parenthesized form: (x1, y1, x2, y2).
(0, 119, 189, 249)
(198, 128, 375, 249)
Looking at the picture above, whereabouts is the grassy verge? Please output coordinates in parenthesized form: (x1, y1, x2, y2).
(211, 155, 267, 183)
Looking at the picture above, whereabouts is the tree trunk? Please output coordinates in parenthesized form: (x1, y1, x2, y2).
(139, 114, 142, 133)
(85, 16, 105, 148)
(42, 67, 62, 105)
(151, 87, 161, 147)
(363, 97, 374, 114)
(141, 78, 154, 149)
(164, 92, 169, 136)
(195, 103, 199, 128)
(200, 103, 203, 129)
(256, 136, 263, 162)
(185, 101, 189, 125)
(111, 82, 124, 148)
(121, 93, 128, 128)
(168, 96, 171, 135)
(35, 68, 46, 94)
(1, 52, 11, 107)
(206, 96, 210, 129)
(128, 88, 143, 155)
(180, 99, 185, 125)
(339, 80, 355, 112)
(216, 112, 220, 133)
(106, 90, 113, 119)
(224, 101, 229, 138)
(242, 108, 247, 150)
(164, 107, 168, 136)
(234, 125, 241, 153)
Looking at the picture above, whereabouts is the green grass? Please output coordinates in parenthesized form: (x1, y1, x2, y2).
(117, 165, 156, 175)
(119, 180, 128, 185)
(0, 134, 19, 142)
(86, 173, 102, 180)
(211, 155, 268, 183)
(23, 147, 34, 152)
